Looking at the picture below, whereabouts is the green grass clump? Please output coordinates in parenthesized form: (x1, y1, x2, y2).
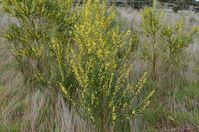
(140, 79, 199, 131)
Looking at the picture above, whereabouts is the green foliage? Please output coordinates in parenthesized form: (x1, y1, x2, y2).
(140, 7, 199, 80)
(141, 7, 163, 80)
(161, 23, 199, 72)
(1, 0, 79, 107)
(69, 1, 154, 131)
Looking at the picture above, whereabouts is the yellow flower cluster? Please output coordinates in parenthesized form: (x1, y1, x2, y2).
(69, 0, 154, 130)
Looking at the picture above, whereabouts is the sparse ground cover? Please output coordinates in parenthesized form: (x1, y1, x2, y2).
(0, 2, 199, 132)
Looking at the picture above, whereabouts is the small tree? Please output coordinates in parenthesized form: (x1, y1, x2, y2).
(70, 0, 154, 131)
(140, 6, 199, 80)
(160, 22, 199, 78)
(140, 7, 163, 80)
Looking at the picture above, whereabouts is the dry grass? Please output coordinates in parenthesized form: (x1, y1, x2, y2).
(0, 40, 93, 132)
